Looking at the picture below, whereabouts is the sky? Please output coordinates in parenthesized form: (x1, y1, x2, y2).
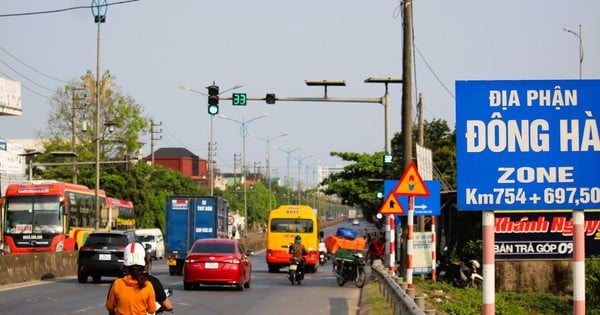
(1, 0, 599, 187)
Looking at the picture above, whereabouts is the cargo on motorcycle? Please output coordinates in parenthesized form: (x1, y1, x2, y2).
(326, 227, 367, 288)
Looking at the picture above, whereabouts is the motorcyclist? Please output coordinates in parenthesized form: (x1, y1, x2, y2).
(106, 242, 156, 315)
(142, 245, 173, 313)
(289, 235, 308, 279)
(107, 243, 173, 314)
(367, 235, 386, 265)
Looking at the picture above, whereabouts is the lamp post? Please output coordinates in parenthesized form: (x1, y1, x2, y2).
(181, 84, 243, 196)
(19, 149, 41, 180)
(563, 24, 584, 79)
(273, 145, 307, 203)
(295, 154, 314, 204)
(92, 0, 107, 230)
(250, 132, 288, 211)
(218, 113, 269, 233)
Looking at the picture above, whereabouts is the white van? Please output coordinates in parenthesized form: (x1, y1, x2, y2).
(135, 228, 165, 260)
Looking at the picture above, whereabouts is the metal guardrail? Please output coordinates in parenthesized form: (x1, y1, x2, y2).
(370, 263, 436, 315)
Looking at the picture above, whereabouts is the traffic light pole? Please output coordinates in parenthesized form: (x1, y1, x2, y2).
(222, 79, 402, 272)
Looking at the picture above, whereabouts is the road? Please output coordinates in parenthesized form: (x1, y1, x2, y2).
(0, 220, 369, 315)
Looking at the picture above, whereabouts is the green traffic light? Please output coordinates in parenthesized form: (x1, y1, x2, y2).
(208, 104, 219, 115)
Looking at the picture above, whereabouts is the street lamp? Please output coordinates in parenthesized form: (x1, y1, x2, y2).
(273, 145, 307, 203)
(92, 0, 107, 230)
(218, 113, 270, 233)
(295, 154, 314, 204)
(250, 132, 288, 211)
(181, 84, 244, 195)
(563, 24, 584, 79)
(19, 149, 42, 180)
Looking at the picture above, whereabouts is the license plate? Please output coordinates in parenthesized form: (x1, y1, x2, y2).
(205, 262, 218, 269)
(99, 254, 111, 261)
(166, 260, 177, 266)
(289, 264, 297, 270)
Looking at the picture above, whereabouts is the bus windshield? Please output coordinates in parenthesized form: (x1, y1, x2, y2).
(270, 218, 314, 233)
(6, 196, 63, 234)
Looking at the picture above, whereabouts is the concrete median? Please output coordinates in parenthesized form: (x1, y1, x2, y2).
(0, 251, 78, 285)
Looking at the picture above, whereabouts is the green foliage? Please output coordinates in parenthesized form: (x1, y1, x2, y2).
(587, 255, 600, 311)
(221, 181, 277, 231)
(414, 278, 571, 315)
(321, 119, 457, 219)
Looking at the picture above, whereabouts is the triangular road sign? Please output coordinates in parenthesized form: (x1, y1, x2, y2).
(379, 193, 405, 215)
(393, 162, 430, 196)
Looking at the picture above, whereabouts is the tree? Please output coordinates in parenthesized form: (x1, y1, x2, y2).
(320, 119, 457, 220)
(37, 71, 148, 169)
(320, 152, 385, 220)
(33, 71, 206, 232)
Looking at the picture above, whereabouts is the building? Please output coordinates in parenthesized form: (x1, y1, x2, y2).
(147, 147, 208, 182)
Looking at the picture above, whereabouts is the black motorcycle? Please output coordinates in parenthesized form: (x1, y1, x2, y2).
(332, 250, 366, 288)
(438, 256, 483, 289)
(288, 256, 304, 285)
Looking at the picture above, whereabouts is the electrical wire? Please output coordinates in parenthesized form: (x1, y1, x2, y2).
(0, 45, 68, 84)
(0, 0, 140, 18)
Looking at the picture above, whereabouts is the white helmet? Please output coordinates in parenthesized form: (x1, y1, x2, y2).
(123, 243, 146, 267)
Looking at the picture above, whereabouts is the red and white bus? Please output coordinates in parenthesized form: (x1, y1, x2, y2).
(2, 180, 108, 254)
(105, 197, 135, 231)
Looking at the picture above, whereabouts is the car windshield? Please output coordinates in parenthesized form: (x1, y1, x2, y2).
(5, 196, 62, 234)
(138, 235, 155, 242)
(191, 242, 235, 254)
(85, 234, 129, 247)
(270, 218, 313, 233)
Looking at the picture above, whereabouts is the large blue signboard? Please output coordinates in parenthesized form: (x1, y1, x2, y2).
(456, 80, 600, 211)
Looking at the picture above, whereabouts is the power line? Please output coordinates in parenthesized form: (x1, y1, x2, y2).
(0, 0, 140, 18)
(0, 45, 68, 84)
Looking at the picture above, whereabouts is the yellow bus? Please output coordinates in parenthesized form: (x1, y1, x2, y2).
(265, 205, 320, 273)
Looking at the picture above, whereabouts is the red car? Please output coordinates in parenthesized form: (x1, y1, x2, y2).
(183, 238, 252, 291)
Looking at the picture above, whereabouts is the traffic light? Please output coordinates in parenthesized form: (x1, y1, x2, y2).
(383, 153, 394, 179)
(265, 93, 276, 104)
(207, 84, 219, 115)
(372, 212, 385, 228)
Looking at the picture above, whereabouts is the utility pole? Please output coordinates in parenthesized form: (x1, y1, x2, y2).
(400, 0, 415, 284)
(150, 120, 162, 165)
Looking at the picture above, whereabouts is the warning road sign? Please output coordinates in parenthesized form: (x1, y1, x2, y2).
(379, 193, 405, 215)
(394, 162, 430, 196)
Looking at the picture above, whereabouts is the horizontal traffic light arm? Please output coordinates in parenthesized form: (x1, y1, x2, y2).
(220, 95, 383, 105)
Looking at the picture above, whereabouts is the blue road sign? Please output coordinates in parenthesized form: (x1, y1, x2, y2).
(384, 180, 440, 216)
(456, 79, 600, 211)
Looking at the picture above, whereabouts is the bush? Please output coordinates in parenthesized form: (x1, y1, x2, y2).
(587, 255, 600, 312)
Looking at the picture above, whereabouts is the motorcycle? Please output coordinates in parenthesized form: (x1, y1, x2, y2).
(441, 258, 483, 289)
(288, 256, 304, 285)
(318, 239, 327, 266)
(332, 250, 366, 288)
(153, 288, 173, 314)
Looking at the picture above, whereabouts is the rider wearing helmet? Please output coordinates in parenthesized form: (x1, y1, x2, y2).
(106, 242, 156, 315)
(289, 235, 308, 279)
(142, 244, 173, 313)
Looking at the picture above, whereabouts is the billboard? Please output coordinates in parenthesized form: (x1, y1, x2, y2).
(495, 211, 600, 260)
(0, 77, 22, 116)
(456, 80, 600, 211)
